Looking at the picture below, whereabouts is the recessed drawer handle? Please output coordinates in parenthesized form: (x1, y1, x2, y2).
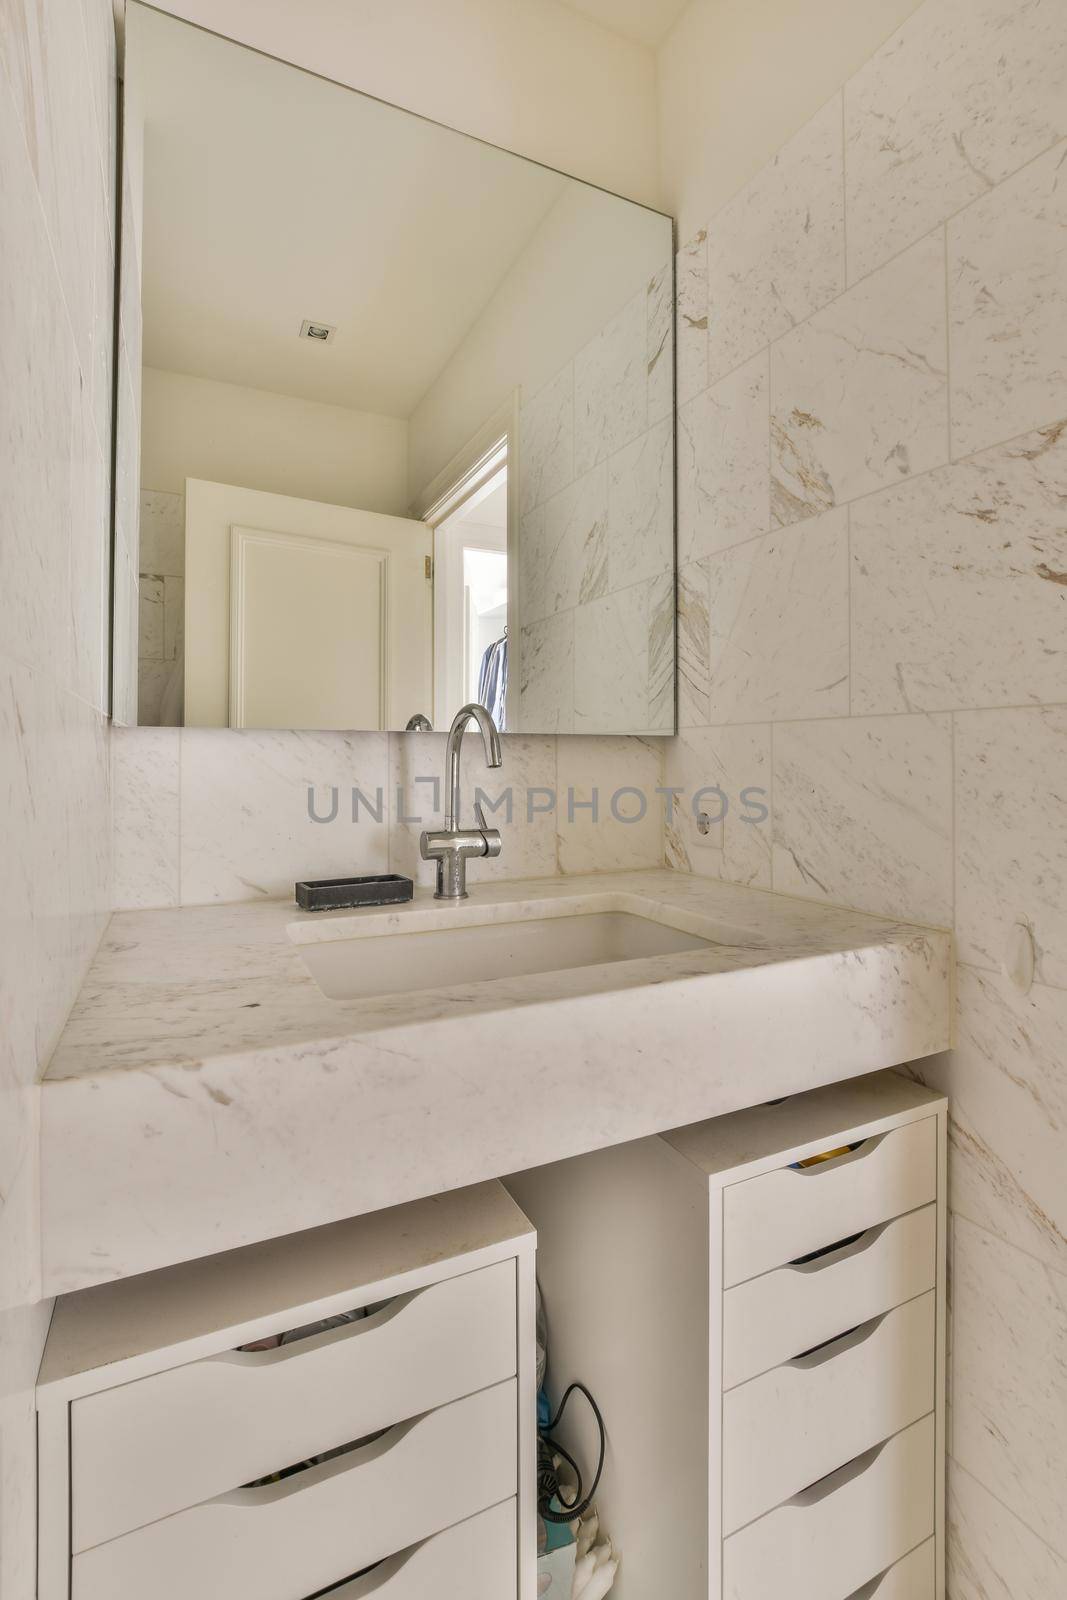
(315, 1537, 423, 1598)
(788, 1310, 886, 1369)
(218, 1413, 419, 1508)
(843, 1563, 900, 1600)
(788, 1133, 885, 1176)
(787, 1220, 888, 1275)
(789, 1435, 888, 1507)
(215, 1290, 419, 1369)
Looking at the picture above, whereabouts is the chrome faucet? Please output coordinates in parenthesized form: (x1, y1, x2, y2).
(419, 703, 503, 899)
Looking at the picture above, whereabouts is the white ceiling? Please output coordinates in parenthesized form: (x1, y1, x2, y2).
(135, 9, 567, 418)
(560, 0, 690, 47)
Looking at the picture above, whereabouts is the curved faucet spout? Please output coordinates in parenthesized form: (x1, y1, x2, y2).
(444, 702, 502, 828)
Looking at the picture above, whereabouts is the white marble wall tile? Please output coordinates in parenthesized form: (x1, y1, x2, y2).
(646, 571, 675, 733)
(0, 70, 74, 685)
(519, 365, 574, 517)
(138, 576, 164, 661)
(851, 421, 1067, 714)
(518, 612, 574, 733)
(706, 507, 849, 724)
(949, 139, 1067, 460)
(542, 463, 609, 614)
(845, 0, 1067, 284)
(646, 259, 673, 427)
(949, 1457, 1067, 1600)
(676, 561, 710, 729)
(139, 489, 185, 577)
(179, 730, 389, 905)
(772, 713, 953, 925)
(771, 231, 948, 526)
(111, 727, 180, 911)
(608, 416, 673, 590)
(163, 576, 184, 662)
(574, 584, 648, 734)
(664, 725, 772, 890)
(556, 735, 663, 874)
(68, 363, 109, 713)
(675, 227, 707, 405)
(920, 966, 1067, 1275)
(678, 351, 769, 565)
(517, 505, 547, 631)
(955, 706, 1067, 989)
(574, 289, 648, 475)
(707, 95, 845, 386)
(137, 661, 170, 730)
(388, 731, 557, 888)
(952, 1217, 1067, 1556)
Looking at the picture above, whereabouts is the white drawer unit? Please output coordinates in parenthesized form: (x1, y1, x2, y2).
(508, 1070, 947, 1600)
(38, 1182, 537, 1600)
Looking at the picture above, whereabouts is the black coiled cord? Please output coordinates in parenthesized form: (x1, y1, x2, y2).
(537, 1381, 606, 1524)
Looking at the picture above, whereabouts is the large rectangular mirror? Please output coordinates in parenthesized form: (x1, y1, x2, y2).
(114, 4, 675, 735)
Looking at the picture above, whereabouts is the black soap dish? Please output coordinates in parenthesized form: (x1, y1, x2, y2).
(295, 874, 414, 913)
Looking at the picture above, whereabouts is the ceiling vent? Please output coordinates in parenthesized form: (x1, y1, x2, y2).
(299, 319, 337, 343)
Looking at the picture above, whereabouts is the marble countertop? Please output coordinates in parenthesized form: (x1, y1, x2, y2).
(40, 869, 952, 1295)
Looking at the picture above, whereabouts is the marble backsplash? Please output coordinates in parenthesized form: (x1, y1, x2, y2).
(666, 0, 1067, 1593)
(0, 2, 116, 1596)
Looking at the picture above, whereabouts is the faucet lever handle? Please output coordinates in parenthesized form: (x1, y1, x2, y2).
(474, 802, 502, 859)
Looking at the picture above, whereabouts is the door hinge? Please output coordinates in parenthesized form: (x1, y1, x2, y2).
(424, 555, 433, 580)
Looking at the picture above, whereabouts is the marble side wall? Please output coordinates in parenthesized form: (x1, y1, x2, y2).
(664, 0, 1067, 1591)
(517, 270, 675, 734)
(0, 1, 116, 1594)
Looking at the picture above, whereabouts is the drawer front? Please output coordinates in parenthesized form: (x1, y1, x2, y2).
(723, 1290, 935, 1533)
(722, 1412, 936, 1600)
(326, 1501, 517, 1599)
(846, 1538, 936, 1600)
(723, 1117, 937, 1288)
(723, 1205, 937, 1389)
(72, 1258, 516, 1552)
(72, 1380, 517, 1600)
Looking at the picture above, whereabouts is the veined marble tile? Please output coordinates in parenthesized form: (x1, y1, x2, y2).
(137, 660, 170, 730)
(139, 489, 185, 577)
(179, 729, 389, 905)
(949, 1457, 1067, 1600)
(518, 611, 573, 733)
(845, 0, 1067, 284)
(0, 70, 75, 685)
(952, 1217, 1067, 1557)
(163, 575, 184, 663)
(608, 416, 673, 590)
(111, 726, 180, 911)
(772, 712, 953, 925)
(138, 576, 164, 661)
(707, 96, 845, 386)
(69, 363, 109, 713)
(646, 259, 674, 427)
(574, 289, 647, 475)
(388, 731, 557, 889)
(676, 560, 710, 729)
(663, 725, 772, 890)
(646, 570, 675, 733)
(919, 966, 1067, 1274)
(955, 706, 1067, 989)
(517, 505, 547, 630)
(543, 463, 609, 614)
(556, 735, 663, 874)
(771, 231, 948, 526)
(519, 365, 574, 516)
(574, 584, 648, 734)
(706, 507, 849, 724)
(851, 421, 1067, 714)
(676, 227, 707, 405)
(949, 139, 1067, 460)
(678, 351, 769, 566)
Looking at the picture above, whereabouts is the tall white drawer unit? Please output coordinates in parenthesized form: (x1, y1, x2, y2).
(37, 1181, 537, 1600)
(507, 1071, 947, 1600)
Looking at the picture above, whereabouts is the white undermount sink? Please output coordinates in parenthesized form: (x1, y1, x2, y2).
(291, 907, 712, 1001)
